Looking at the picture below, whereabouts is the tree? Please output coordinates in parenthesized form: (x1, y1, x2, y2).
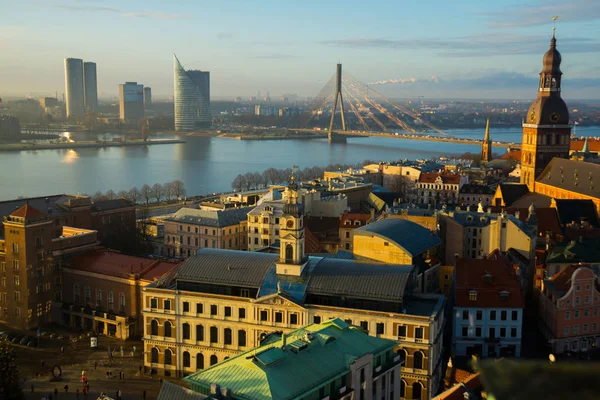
(0, 339, 24, 400)
(253, 172, 264, 189)
(163, 183, 173, 202)
(117, 190, 128, 199)
(151, 183, 163, 204)
(92, 191, 107, 201)
(105, 189, 116, 200)
(170, 180, 186, 199)
(243, 172, 254, 190)
(140, 184, 152, 206)
(128, 187, 140, 204)
(231, 174, 244, 191)
(262, 168, 279, 185)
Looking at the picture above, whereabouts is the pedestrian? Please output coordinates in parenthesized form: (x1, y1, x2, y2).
(143, 389, 146, 400)
(31, 383, 34, 392)
(82, 386, 87, 397)
(115, 390, 119, 400)
(159, 377, 163, 385)
(94, 361, 97, 370)
(109, 369, 112, 378)
(54, 388, 58, 397)
(118, 371, 122, 380)
(138, 365, 142, 375)
(76, 388, 79, 398)
(41, 360, 45, 368)
(118, 389, 122, 400)
(106, 371, 109, 379)
(60, 346, 64, 354)
(64, 384, 69, 393)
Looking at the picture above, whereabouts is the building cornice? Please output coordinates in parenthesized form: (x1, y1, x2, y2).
(522, 124, 572, 129)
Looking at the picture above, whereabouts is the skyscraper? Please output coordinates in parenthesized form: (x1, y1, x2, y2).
(173, 55, 211, 131)
(64, 58, 85, 118)
(119, 82, 145, 122)
(83, 62, 98, 112)
(143, 87, 152, 109)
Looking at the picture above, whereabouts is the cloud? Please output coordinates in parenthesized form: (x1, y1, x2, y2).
(369, 77, 440, 85)
(481, 0, 600, 28)
(320, 34, 600, 57)
(247, 53, 297, 60)
(52, 3, 186, 20)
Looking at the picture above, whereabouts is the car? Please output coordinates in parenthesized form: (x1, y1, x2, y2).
(6, 333, 16, 341)
(20, 336, 32, 345)
(12, 335, 23, 344)
(27, 339, 38, 347)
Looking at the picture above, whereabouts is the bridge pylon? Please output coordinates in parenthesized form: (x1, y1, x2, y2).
(328, 63, 347, 143)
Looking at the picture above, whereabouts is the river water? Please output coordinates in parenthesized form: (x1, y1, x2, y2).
(1, 126, 599, 201)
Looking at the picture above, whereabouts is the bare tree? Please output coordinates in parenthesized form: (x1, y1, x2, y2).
(243, 172, 254, 190)
(105, 189, 117, 200)
(140, 184, 152, 206)
(262, 168, 278, 185)
(128, 187, 140, 204)
(117, 190, 128, 199)
(151, 183, 164, 204)
(163, 183, 173, 202)
(253, 171, 264, 189)
(231, 174, 244, 191)
(170, 180, 186, 199)
(92, 191, 106, 201)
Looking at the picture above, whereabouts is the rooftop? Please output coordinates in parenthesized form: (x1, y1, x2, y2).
(166, 207, 251, 227)
(183, 318, 398, 400)
(68, 249, 177, 281)
(459, 184, 495, 195)
(537, 158, 600, 199)
(546, 238, 600, 264)
(354, 218, 441, 257)
(497, 183, 530, 206)
(455, 257, 524, 308)
(418, 173, 461, 184)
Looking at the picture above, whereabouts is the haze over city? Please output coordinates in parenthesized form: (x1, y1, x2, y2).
(2, 0, 600, 99)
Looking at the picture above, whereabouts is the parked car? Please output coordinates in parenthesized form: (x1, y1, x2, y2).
(20, 336, 32, 345)
(12, 335, 23, 344)
(27, 338, 38, 347)
(6, 333, 16, 341)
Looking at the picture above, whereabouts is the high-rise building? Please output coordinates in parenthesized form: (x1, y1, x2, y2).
(119, 82, 145, 122)
(143, 87, 152, 109)
(64, 58, 85, 118)
(83, 62, 98, 112)
(520, 33, 571, 191)
(173, 55, 211, 131)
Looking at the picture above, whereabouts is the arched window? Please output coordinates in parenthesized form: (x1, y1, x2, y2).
(96, 288, 102, 307)
(107, 290, 114, 311)
(224, 328, 232, 345)
(285, 244, 293, 262)
(84, 285, 91, 304)
(151, 347, 158, 363)
(401, 380, 407, 398)
(164, 349, 172, 365)
(412, 382, 422, 399)
(238, 330, 246, 347)
(397, 348, 407, 363)
(196, 353, 204, 369)
(196, 325, 204, 341)
(210, 355, 218, 366)
(210, 326, 218, 343)
(183, 323, 191, 340)
(73, 283, 80, 303)
(413, 351, 424, 370)
(183, 351, 190, 368)
(119, 292, 126, 313)
(150, 320, 158, 336)
(164, 321, 172, 337)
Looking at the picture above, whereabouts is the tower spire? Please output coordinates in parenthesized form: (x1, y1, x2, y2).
(484, 118, 490, 142)
(552, 16, 558, 38)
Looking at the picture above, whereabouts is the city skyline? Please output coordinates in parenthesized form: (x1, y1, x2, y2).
(1, 0, 600, 100)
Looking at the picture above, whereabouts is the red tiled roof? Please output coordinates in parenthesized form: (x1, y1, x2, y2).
(304, 227, 326, 254)
(11, 203, 45, 218)
(455, 257, 525, 308)
(571, 139, 600, 152)
(340, 213, 371, 228)
(418, 173, 461, 184)
(434, 372, 482, 400)
(501, 150, 522, 161)
(69, 249, 178, 281)
(547, 264, 580, 294)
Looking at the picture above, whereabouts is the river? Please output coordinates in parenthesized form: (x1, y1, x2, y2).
(1, 126, 599, 201)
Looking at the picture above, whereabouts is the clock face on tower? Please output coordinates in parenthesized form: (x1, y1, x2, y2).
(529, 112, 536, 122)
(286, 220, 294, 228)
(549, 112, 560, 123)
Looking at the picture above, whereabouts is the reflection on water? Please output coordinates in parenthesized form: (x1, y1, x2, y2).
(0, 126, 598, 201)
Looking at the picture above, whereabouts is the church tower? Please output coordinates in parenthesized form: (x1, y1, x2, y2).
(481, 118, 492, 162)
(520, 32, 571, 191)
(276, 174, 308, 276)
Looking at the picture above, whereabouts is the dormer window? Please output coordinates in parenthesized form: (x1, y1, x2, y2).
(354, 221, 361, 226)
(345, 220, 352, 226)
(469, 290, 478, 301)
(500, 291, 510, 301)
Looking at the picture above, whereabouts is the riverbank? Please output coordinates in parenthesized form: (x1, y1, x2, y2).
(0, 139, 185, 152)
(154, 130, 219, 137)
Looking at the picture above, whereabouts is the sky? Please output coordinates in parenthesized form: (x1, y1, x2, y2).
(1, 0, 599, 100)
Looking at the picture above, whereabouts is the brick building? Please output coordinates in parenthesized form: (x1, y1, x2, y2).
(339, 213, 372, 251)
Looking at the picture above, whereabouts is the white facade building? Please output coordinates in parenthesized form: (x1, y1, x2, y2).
(174, 55, 211, 131)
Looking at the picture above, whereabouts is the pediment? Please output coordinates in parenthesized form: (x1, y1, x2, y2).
(254, 292, 305, 309)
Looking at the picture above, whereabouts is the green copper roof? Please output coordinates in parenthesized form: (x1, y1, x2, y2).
(183, 318, 397, 400)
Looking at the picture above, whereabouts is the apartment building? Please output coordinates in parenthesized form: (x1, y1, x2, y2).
(339, 213, 372, 251)
(416, 174, 468, 207)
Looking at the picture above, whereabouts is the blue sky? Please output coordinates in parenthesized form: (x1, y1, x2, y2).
(1, 0, 599, 100)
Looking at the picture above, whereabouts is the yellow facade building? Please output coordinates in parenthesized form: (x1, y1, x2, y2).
(142, 183, 446, 399)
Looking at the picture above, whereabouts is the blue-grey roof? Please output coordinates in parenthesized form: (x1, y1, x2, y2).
(166, 206, 251, 227)
(354, 218, 441, 257)
(159, 248, 414, 303)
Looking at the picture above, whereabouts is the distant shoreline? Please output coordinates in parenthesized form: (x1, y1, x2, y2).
(0, 139, 185, 152)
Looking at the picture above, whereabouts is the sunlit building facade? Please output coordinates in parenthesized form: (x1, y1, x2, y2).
(174, 55, 211, 131)
(64, 58, 85, 118)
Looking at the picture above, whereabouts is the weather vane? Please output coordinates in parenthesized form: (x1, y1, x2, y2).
(552, 16, 559, 36)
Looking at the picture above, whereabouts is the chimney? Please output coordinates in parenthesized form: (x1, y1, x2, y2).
(515, 211, 520, 220)
(370, 208, 375, 222)
(466, 205, 470, 212)
(282, 333, 287, 348)
(210, 383, 221, 398)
